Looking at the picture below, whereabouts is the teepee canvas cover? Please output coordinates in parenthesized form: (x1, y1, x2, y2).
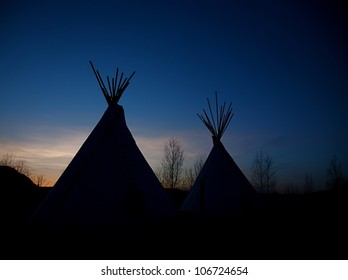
(180, 93, 258, 217)
(29, 62, 176, 226)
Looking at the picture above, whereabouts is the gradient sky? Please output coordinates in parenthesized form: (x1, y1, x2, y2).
(1, 0, 347, 190)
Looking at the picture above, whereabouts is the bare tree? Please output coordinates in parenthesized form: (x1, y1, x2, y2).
(183, 167, 195, 190)
(285, 182, 298, 194)
(159, 137, 185, 188)
(0, 153, 52, 187)
(154, 164, 163, 184)
(327, 155, 346, 190)
(34, 174, 48, 187)
(193, 154, 206, 177)
(183, 154, 206, 189)
(0, 153, 15, 166)
(304, 173, 314, 193)
(251, 149, 277, 193)
(0, 153, 32, 178)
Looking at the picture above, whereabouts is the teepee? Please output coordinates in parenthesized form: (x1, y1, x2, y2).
(180, 93, 258, 217)
(29, 61, 176, 226)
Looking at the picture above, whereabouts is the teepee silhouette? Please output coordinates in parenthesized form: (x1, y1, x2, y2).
(29, 61, 176, 226)
(180, 92, 258, 217)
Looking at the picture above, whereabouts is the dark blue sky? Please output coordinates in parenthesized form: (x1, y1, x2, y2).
(1, 0, 347, 190)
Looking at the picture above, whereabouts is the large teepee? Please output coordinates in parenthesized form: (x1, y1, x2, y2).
(180, 93, 258, 217)
(29, 61, 176, 226)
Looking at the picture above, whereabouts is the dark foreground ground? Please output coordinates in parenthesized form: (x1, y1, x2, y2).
(2, 190, 348, 260)
(2, 207, 348, 260)
(1, 166, 347, 260)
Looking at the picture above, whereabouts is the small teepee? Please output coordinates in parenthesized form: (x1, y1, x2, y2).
(29, 61, 176, 227)
(180, 93, 258, 217)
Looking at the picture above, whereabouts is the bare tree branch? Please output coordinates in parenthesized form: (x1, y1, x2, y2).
(251, 149, 277, 193)
(327, 155, 346, 190)
(183, 154, 206, 189)
(159, 137, 185, 189)
(0, 153, 32, 178)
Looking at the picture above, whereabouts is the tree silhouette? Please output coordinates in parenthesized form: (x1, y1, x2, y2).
(251, 149, 277, 193)
(0, 153, 32, 178)
(327, 155, 346, 190)
(183, 154, 206, 189)
(34, 174, 47, 187)
(158, 136, 185, 188)
(304, 173, 314, 193)
(0, 153, 49, 186)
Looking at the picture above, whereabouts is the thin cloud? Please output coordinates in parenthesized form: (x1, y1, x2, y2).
(0, 124, 91, 185)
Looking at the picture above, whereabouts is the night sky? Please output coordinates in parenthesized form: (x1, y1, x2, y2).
(1, 0, 347, 190)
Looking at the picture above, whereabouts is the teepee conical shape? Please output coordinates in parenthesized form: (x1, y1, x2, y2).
(180, 92, 258, 217)
(29, 61, 176, 226)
